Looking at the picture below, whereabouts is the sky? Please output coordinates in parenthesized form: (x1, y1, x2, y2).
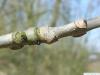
(80, 0, 100, 52)
(37, 0, 100, 52)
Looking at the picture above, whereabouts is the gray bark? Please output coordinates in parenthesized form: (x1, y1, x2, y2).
(0, 17, 100, 50)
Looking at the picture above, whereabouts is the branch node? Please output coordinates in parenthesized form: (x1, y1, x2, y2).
(10, 32, 27, 50)
(72, 19, 87, 37)
(25, 27, 41, 45)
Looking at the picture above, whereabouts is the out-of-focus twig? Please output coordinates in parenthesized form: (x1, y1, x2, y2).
(49, 0, 61, 27)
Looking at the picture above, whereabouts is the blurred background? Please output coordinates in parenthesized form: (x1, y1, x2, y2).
(0, 0, 99, 75)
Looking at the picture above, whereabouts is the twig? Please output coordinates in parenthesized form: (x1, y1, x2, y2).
(0, 17, 100, 50)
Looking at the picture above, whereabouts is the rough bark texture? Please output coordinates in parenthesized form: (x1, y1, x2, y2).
(0, 17, 100, 50)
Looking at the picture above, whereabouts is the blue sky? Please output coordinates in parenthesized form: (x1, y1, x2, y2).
(72, 0, 100, 52)
(39, 0, 100, 52)
(15, 0, 100, 52)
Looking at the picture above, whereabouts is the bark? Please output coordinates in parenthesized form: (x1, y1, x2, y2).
(0, 17, 100, 50)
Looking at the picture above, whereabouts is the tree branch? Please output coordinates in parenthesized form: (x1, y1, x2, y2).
(0, 17, 100, 50)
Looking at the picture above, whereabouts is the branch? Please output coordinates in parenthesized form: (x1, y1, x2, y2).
(49, 0, 61, 27)
(0, 17, 100, 50)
